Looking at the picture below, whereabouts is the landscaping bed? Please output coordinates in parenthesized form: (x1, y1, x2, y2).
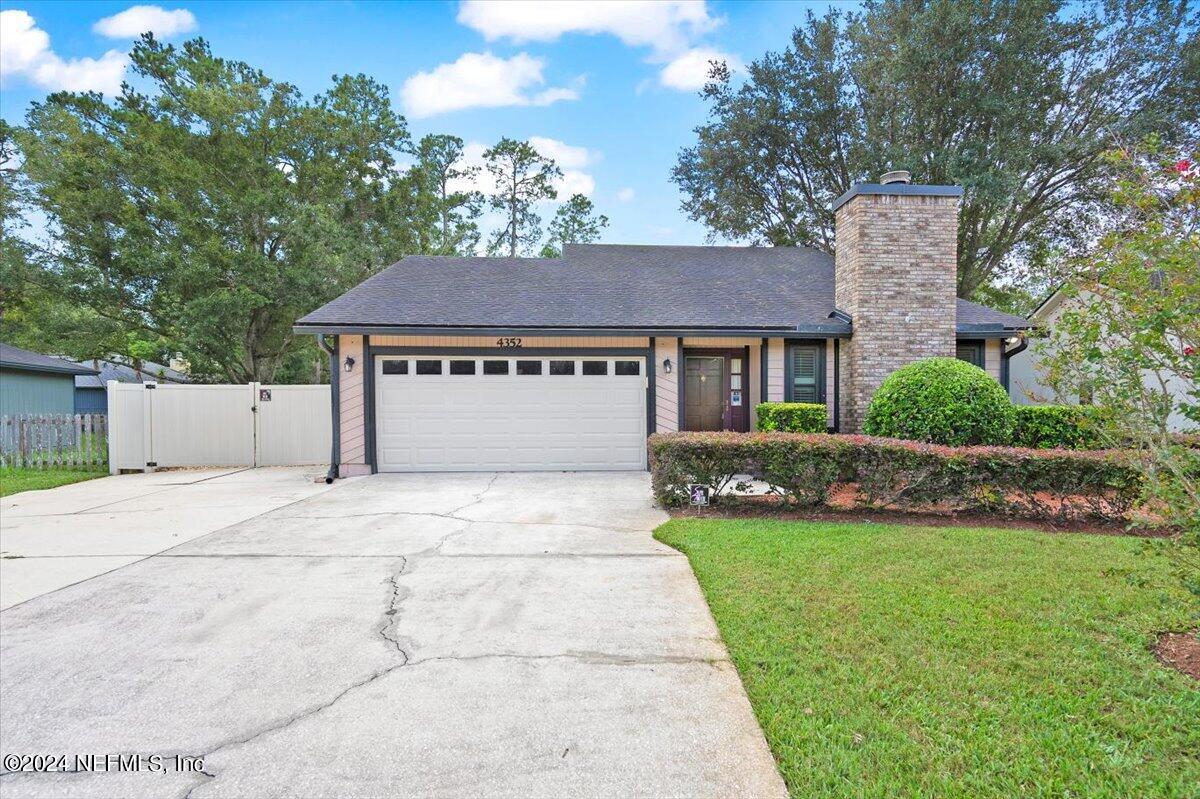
(656, 518, 1200, 798)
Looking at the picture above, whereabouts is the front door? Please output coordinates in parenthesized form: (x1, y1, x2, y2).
(684, 356, 725, 431)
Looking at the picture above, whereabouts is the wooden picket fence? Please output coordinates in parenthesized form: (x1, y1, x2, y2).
(0, 414, 109, 470)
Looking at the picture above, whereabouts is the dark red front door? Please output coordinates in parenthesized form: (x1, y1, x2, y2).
(683, 349, 749, 432)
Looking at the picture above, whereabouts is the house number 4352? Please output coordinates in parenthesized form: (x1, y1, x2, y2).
(496, 337, 522, 348)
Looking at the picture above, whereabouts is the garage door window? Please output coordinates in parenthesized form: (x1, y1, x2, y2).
(382, 360, 408, 375)
(416, 360, 442, 375)
(549, 360, 575, 375)
(582, 361, 607, 376)
(449, 360, 476, 375)
(483, 360, 509, 375)
(614, 360, 640, 376)
(516, 360, 542, 375)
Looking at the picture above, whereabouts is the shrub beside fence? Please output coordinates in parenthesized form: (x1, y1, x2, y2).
(649, 431, 1145, 522)
(0, 414, 109, 469)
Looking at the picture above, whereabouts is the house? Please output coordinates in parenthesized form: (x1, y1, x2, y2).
(1009, 287, 1195, 432)
(0, 343, 98, 416)
(295, 175, 1030, 474)
(72, 359, 191, 415)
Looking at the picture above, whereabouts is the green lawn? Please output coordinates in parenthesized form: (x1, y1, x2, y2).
(0, 467, 107, 497)
(655, 519, 1200, 798)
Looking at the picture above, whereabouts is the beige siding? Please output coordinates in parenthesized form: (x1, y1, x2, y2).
(767, 339, 785, 401)
(984, 338, 1002, 382)
(825, 339, 836, 428)
(338, 335, 366, 471)
(749, 340, 761, 428)
(654, 337, 678, 432)
(370, 335, 648, 348)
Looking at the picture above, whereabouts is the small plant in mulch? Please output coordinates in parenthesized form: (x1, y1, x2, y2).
(1153, 630, 1200, 681)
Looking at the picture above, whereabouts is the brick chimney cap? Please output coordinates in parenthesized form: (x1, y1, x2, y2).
(830, 182, 963, 212)
(879, 170, 911, 185)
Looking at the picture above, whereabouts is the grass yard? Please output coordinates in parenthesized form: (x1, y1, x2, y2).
(0, 467, 107, 497)
(655, 519, 1200, 798)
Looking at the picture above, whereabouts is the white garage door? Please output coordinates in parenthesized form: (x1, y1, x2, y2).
(374, 355, 647, 472)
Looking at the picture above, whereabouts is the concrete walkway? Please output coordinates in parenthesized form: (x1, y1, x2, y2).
(0, 467, 337, 609)
(0, 471, 785, 798)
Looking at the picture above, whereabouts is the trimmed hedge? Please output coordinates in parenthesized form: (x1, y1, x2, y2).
(756, 402, 827, 433)
(863, 357, 1015, 445)
(1012, 405, 1107, 449)
(649, 431, 1144, 522)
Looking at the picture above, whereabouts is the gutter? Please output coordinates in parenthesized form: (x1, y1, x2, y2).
(292, 324, 855, 339)
(1000, 334, 1029, 393)
(316, 334, 340, 483)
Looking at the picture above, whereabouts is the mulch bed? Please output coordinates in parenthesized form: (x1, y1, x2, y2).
(1153, 631, 1200, 681)
(667, 503, 1175, 538)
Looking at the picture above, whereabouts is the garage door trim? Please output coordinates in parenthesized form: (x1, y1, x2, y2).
(363, 341, 657, 472)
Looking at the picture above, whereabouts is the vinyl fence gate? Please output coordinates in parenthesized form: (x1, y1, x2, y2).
(107, 382, 331, 473)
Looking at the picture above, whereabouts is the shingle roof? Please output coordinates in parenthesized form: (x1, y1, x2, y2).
(73, 359, 191, 389)
(0, 343, 97, 376)
(295, 244, 1028, 334)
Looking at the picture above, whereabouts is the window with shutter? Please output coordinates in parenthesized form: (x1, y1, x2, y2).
(956, 342, 984, 368)
(791, 346, 820, 403)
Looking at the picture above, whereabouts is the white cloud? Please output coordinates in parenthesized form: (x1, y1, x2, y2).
(401, 51, 580, 118)
(659, 47, 740, 91)
(94, 5, 197, 38)
(457, 0, 717, 57)
(1, 10, 128, 94)
(616, 187, 635, 202)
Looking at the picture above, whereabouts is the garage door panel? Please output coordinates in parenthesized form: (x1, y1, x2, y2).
(374, 356, 647, 472)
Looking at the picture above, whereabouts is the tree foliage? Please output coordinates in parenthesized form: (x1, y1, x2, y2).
(483, 138, 561, 257)
(673, 0, 1198, 298)
(1038, 137, 1198, 594)
(402, 134, 482, 256)
(539, 193, 609, 257)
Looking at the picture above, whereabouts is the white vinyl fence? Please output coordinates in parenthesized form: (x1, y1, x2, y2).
(107, 382, 331, 473)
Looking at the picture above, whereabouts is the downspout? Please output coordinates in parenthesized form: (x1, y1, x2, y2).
(317, 334, 340, 484)
(1000, 334, 1028, 394)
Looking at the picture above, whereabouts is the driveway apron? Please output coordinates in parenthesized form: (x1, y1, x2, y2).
(0, 472, 785, 798)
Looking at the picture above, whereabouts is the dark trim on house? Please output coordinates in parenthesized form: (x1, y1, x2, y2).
(783, 340, 827, 404)
(832, 338, 841, 432)
(370, 347, 650, 357)
(331, 335, 341, 477)
(955, 325, 1027, 337)
(647, 337, 656, 437)
(294, 324, 853, 338)
(831, 182, 963, 212)
(364, 336, 377, 474)
(759, 337, 768, 411)
(676, 338, 684, 427)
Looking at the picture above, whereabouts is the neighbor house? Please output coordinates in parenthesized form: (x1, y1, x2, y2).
(1008, 287, 1195, 432)
(295, 175, 1029, 474)
(0, 343, 98, 417)
(72, 359, 191, 415)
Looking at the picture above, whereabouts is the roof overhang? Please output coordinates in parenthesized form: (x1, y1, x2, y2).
(0, 360, 98, 376)
(954, 323, 1032, 340)
(292, 324, 855, 339)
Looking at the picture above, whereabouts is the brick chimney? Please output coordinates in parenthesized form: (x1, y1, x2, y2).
(832, 172, 962, 431)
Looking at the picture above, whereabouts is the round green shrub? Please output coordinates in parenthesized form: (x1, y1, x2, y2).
(863, 357, 1015, 445)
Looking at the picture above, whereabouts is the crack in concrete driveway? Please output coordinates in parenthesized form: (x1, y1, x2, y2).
(0, 471, 785, 798)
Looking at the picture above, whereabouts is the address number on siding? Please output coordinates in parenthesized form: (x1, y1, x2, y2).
(496, 337, 523, 348)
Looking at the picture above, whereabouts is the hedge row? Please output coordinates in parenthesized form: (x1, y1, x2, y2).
(649, 431, 1144, 522)
(755, 402, 827, 433)
(1011, 405, 1107, 449)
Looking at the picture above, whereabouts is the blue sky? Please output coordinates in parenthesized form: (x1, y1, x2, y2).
(0, 1, 846, 247)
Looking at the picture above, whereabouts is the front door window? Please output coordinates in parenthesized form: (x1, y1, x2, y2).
(684, 356, 725, 431)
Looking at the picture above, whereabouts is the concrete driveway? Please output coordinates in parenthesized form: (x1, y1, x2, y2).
(0, 471, 785, 798)
(0, 467, 336, 609)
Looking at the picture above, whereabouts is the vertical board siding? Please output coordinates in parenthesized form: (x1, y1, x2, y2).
(0, 369, 77, 416)
(339, 335, 366, 467)
(370, 335, 649, 348)
(767, 339, 785, 401)
(654, 337, 679, 432)
(826, 338, 836, 427)
(985, 339, 1002, 382)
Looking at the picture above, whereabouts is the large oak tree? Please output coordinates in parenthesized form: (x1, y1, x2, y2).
(673, 0, 1198, 299)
